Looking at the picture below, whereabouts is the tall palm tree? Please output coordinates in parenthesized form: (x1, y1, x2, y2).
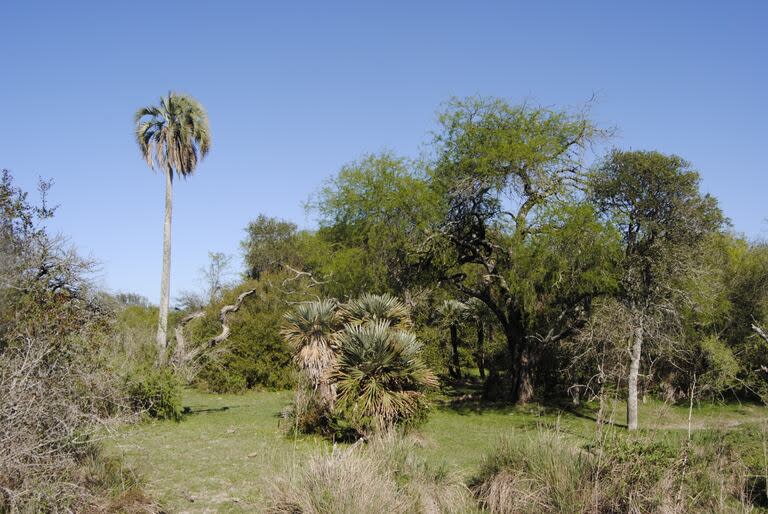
(135, 92, 211, 361)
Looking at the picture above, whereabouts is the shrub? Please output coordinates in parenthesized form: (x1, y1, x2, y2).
(471, 432, 596, 513)
(472, 430, 761, 513)
(333, 320, 438, 435)
(124, 367, 184, 421)
(267, 434, 475, 514)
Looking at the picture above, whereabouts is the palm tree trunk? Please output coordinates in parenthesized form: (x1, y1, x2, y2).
(155, 168, 173, 363)
(450, 324, 462, 380)
(627, 312, 643, 431)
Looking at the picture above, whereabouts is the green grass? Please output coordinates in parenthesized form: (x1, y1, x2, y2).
(109, 389, 767, 512)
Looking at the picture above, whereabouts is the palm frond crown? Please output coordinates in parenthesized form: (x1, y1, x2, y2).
(134, 92, 211, 178)
(281, 299, 340, 384)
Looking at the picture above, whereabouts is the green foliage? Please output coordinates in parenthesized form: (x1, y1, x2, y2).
(188, 276, 301, 392)
(590, 149, 724, 303)
(241, 214, 305, 279)
(124, 366, 184, 421)
(282, 294, 438, 437)
(311, 152, 441, 296)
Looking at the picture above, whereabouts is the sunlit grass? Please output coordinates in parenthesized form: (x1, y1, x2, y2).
(109, 389, 767, 512)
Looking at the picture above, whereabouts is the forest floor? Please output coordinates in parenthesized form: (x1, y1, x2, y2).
(109, 388, 768, 513)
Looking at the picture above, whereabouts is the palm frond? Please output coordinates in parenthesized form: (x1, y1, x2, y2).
(341, 293, 413, 329)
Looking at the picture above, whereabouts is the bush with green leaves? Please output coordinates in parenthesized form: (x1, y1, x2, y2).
(333, 320, 438, 435)
(124, 366, 184, 421)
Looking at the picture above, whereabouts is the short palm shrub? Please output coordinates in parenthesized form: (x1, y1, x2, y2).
(340, 293, 413, 329)
(281, 294, 438, 438)
(333, 320, 438, 435)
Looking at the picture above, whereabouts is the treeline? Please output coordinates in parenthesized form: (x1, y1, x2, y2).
(190, 97, 767, 428)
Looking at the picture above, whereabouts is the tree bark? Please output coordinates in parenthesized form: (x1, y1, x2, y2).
(155, 168, 173, 362)
(627, 313, 643, 431)
(512, 346, 534, 404)
(449, 324, 462, 379)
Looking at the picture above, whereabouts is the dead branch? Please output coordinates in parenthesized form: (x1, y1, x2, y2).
(753, 324, 768, 345)
(208, 288, 257, 347)
(172, 289, 257, 374)
(172, 310, 206, 366)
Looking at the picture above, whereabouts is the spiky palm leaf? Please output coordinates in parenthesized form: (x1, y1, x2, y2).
(281, 299, 340, 385)
(333, 320, 438, 432)
(134, 93, 211, 178)
(437, 299, 469, 326)
(341, 293, 413, 329)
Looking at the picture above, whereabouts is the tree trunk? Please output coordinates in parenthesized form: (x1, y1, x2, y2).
(475, 321, 486, 379)
(512, 346, 534, 404)
(449, 324, 461, 379)
(155, 168, 173, 363)
(627, 314, 643, 431)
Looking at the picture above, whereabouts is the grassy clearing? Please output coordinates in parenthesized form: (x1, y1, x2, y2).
(109, 389, 767, 512)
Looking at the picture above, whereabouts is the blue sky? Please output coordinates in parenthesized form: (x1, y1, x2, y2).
(2, 1, 766, 303)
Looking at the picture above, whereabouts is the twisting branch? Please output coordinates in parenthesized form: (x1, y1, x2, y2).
(172, 310, 205, 366)
(172, 289, 257, 373)
(208, 289, 257, 347)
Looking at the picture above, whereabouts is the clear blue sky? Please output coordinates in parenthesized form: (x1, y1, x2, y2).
(2, 1, 766, 303)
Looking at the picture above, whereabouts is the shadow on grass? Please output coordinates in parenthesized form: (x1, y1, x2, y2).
(434, 378, 630, 429)
(182, 405, 232, 415)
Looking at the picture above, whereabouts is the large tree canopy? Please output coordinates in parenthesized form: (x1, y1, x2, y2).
(427, 97, 618, 403)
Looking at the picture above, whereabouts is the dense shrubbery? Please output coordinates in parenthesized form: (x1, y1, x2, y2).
(471, 430, 762, 513)
(182, 274, 303, 392)
(124, 366, 184, 421)
(0, 171, 152, 511)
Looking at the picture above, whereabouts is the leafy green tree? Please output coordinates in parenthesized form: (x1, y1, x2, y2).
(134, 92, 211, 360)
(428, 97, 617, 403)
(312, 152, 441, 297)
(242, 214, 304, 279)
(589, 150, 723, 429)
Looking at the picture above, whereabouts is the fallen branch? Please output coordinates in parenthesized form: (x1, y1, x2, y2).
(172, 310, 206, 366)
